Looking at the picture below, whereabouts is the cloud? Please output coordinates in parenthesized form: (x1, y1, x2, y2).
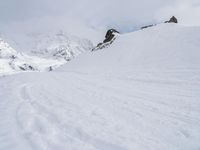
(156, 0, 200, 26)
(0, 0, 199, 33)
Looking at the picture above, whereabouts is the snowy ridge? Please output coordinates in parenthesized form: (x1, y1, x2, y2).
(0, 38, 17, 58)
(92, 31, 120, 51)
(0, 38, 19, 74)
(60, 24, 200, 72)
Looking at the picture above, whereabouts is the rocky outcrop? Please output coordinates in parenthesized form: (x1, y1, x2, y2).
(92, 29, 119, 51)
(165, 16, 178, 24)
(18, 64, 37, 71)
(104, 29, 119, 43)
(141, 16, 178, 30)
(141, 24, 155, 30)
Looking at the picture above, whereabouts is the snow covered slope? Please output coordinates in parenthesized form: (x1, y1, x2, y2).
(60, 24, 200, 72)
(0, 24, 200, 150)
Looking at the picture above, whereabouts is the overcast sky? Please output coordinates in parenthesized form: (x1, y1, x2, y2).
(0, 0, 200, 33)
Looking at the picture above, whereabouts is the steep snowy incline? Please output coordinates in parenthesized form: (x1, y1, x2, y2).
(60, 24, 200, 72)
(0, 24, 200, 150)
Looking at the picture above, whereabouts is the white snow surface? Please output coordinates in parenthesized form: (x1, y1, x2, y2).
(0, 24, 200, 150)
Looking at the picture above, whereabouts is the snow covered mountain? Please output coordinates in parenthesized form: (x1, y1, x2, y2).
(17, 31, 93, 60)
(0, 38, 64, 75)
(0, 38, 25, 74)
(33, 33, 92, 60)
(0, 38, 17, 58)
(0, 24, 200, 150)
(0, 32, 94, 75)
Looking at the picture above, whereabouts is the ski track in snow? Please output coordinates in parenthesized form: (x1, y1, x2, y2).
(0, 69, 200, 150)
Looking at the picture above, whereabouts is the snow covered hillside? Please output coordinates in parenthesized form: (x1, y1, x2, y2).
(60, 24, 200, 72)
(0, 38, 65, 75)
(0, 24, 200, 150)
(2, 31, 93, 59)
(0, 31, 93, 75)
(29, 32, 93, 60)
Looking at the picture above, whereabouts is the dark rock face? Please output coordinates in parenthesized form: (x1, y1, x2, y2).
(10, 55, 17, 59)
(49, 66, 53, 71)
(141, 16, 178, 30)
(104, 29, 120, 43)
(141, 24, 154, 30)
(92, 29, 119, 51)
(19, 64, 36, 71)
(165, 16, 178, 23)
